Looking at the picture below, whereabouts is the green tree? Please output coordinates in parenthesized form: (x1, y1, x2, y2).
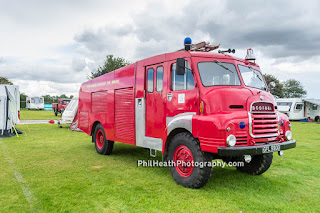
(283, 79, 307, 98)
(20, 92, 27, 101)
(263, 74, 284, 98)
(20, 92, 27, 108)
(0, 77, 13, 85)
(89, 55, 130, 79)
(42, 94, 54, 104)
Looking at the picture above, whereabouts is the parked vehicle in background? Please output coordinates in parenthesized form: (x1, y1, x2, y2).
(52, 98, 71, 116)
(304, 99, 320, 122)
(26, 96, 44, 110)
(78, 39, 296, 189)
(0, 85, 20, 137)
(276, 98, 306, 120)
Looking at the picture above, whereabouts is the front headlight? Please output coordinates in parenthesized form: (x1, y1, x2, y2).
(226, 134, 236, 147)
(285, 130, 292, 141)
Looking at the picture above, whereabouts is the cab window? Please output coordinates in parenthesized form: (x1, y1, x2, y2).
(147, 68, 154, 93)
(156, 66, 163, 92)
(171, 61, 194, 91)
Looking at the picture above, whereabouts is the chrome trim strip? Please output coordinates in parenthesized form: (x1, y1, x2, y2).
(135, 98, 162, 151)
(248, 111, 280, 139)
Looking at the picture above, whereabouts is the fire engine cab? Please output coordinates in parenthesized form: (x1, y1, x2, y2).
(78, 38, 296, 188)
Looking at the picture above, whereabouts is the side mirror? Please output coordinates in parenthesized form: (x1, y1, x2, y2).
(268, 82, 276, 90)
(176, 58, 186, 75)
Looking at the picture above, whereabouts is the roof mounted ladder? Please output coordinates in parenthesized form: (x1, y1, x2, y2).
(178, 41, 220, 52)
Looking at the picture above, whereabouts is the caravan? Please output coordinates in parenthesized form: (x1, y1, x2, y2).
(26, 96, 44, 110)
(0, 85, 20, 137)
(276, 98, 306, 120)
(304, 99, 320, 122)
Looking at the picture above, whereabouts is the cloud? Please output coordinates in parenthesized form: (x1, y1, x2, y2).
(74, 0, 320, 61)
(12, 79, 81, 97)
(1, 0, 320, 98)
(0, 59, 88, 84)
(72, 58, 86, 72)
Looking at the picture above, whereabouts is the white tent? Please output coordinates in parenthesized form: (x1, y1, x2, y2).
(0, 85, 20, 137)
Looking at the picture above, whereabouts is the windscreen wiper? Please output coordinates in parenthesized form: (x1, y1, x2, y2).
(214, 59, 234, 73)
(248, 66, 262, 81)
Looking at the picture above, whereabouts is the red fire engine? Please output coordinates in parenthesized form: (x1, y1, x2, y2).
(78, 38, 296, 188)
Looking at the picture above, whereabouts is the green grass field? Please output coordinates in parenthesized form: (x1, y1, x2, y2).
(20, 109, 59, 120)
(1, 122, 319, 212)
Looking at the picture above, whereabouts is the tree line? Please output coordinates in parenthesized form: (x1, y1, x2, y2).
(264, 74, 307, 98)
(20, 93, 74, 104)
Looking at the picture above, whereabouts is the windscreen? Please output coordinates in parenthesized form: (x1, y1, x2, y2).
(238, 65, 267, 90)
(197, 62, 241, 86)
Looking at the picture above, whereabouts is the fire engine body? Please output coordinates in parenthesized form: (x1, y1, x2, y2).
(78, 41, 296, 188)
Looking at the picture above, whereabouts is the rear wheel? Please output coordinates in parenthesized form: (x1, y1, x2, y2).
(94, 123, 114, 155)
(236, 153, 273, 175)
(168, 132, 213, 189)
(315, 116, 319, 122)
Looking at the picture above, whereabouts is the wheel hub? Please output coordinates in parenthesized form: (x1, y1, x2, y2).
(174, 145, 194, 177)
(96, 129, 104, 149)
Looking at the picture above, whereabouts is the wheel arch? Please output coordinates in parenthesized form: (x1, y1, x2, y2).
(91, 121, 101, 142)
(162, 128, 193, 161)
(162, 112, 196, 160)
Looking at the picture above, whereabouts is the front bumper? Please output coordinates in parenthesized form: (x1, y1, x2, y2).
(218, 140, 296, 156)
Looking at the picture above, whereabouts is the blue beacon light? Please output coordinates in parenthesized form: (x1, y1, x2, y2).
(239, 121, 246, 129)
(184, 37, 192, 51)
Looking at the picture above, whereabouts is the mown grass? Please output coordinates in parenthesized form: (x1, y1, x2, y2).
(0, 122, 319, 212)
(20, 109, 59, 120)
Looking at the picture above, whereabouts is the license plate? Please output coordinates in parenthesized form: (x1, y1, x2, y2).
(262, 144, 281, 153)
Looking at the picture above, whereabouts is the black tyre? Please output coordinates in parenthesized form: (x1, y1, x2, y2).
(236, 153, 273, 175)
(168, 132, 213, 189)
(93, 123, 114, 155)
(315, 116, 320, 122)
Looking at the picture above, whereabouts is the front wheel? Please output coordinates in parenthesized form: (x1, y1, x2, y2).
(168, 132, 213, 189)
(236, 153, 273, 175)
(93, 123, 114, 155)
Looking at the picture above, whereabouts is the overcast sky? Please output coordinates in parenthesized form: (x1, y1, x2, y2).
(0, 0, 319, 98)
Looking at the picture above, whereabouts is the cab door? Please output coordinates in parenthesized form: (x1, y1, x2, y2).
(166, 59, 199, 118)
(145, 63, 166, 138)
